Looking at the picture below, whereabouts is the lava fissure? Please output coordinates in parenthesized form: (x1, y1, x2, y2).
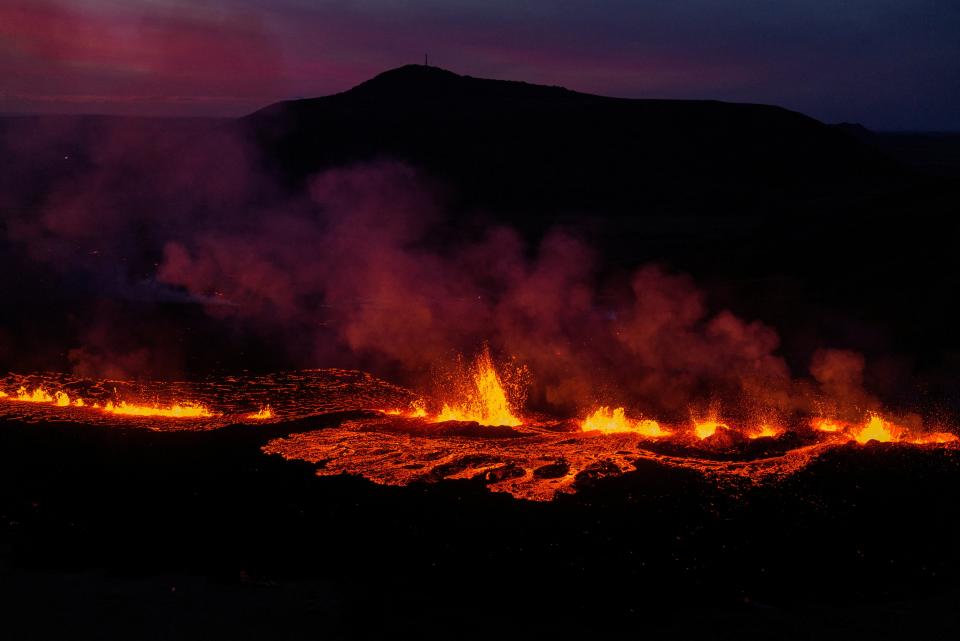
(2, 366, 956, 500)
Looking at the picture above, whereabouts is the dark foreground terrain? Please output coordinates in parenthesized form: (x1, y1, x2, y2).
(3, 413, 960, 639)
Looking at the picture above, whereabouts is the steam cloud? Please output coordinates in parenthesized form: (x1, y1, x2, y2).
(1, 119, 873, 418)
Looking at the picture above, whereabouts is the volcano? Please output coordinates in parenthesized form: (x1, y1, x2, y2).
(3, 64, 960, 639)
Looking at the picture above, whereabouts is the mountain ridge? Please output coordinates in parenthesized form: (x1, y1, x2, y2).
(243, 64, 902, 223)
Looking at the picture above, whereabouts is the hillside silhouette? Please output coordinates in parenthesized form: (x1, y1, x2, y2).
(245, 65, 902, 223)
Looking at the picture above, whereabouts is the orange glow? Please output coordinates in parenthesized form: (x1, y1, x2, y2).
(811, 418, 844, 433)
(1, 368, 958, 502)
(582, 406, 668, 437)
(854, 413, 898, 444)
(409, 399, 428, 417)
(382, 399, 428, 418)
(693, 417, 727, 439)
(911, 432, 959, 445)
(749, 424, 781, 439)
(102, 400, 213, 418)
(14, 386, 53, 403)
(248, 406, 274, 419)
(436, 348, 521, 426)
(3, 387, 83, 407)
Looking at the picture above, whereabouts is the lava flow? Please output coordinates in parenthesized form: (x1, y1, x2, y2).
(582, 406, 668, 437)
(1, 358, 958, 500)
(0, 370, 415, 431)
(102, 400, 213, 418)
(259, 352, 960, 501)
(13, 386, 54, 403)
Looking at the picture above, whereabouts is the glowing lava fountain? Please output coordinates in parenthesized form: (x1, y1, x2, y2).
(433, 348, 523, 426)
(581, 406, 668, 436)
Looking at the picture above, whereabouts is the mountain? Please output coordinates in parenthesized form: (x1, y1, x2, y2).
(244, 65, 902, 223)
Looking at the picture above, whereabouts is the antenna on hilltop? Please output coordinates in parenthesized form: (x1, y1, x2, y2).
(424, 53, 429, 67)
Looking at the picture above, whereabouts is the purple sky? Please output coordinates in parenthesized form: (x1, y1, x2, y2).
(2, 0, 958, 130)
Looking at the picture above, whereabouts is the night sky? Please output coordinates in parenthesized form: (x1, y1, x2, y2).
(2, 0, 958, 130)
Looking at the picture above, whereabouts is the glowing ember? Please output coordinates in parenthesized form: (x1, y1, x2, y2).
(582, 406, 668, 437)
(103, 400, 213, 418)
(248, 406, 274, 419)
(435, 348, 522, 426)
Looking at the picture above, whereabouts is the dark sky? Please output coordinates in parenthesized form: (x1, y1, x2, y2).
(2, 0, 958, 130)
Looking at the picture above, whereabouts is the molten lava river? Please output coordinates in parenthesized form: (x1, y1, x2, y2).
(1, 354, 957, 502)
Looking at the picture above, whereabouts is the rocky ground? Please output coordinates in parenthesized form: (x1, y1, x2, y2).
(3, 412, 960, 639)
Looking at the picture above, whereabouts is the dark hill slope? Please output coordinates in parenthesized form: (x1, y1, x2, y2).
(244, 65, 901, 221)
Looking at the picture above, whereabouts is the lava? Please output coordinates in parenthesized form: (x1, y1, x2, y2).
(749, 424, 781, 439)
(14, 386, 54, 403)
(434, 348, 522, 426)
(0, 370, 416, 431)
(2, 381, 214, 420)
(262, 406, 960, 501)
(912, 432, 959, 445)
(582, 406, 668, 437)
(812, 418, 843, 433)
(262, 415, 830, 501)
(854, 413, 898, 444)
(248, 406, 274, 419)
(383, 399, 428, 418)
(807, 414, 958, 446)
(102, 400, 214, 418)
(693, 417, 728, 440)
(0, 368, 958, 501)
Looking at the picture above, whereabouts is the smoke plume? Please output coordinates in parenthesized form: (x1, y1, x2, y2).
(0, 117, 876, 417)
